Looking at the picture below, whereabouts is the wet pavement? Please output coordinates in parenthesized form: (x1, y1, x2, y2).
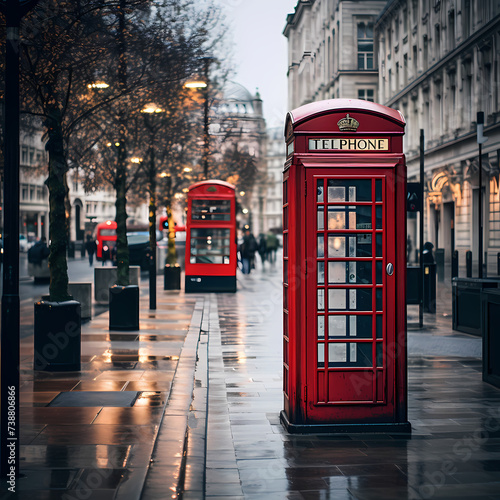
(4, 258, 500, 499)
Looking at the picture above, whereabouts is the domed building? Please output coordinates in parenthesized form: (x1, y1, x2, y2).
(210, 81, 268, 235)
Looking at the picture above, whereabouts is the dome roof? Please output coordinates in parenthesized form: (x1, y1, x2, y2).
(218, 81, 256, 115)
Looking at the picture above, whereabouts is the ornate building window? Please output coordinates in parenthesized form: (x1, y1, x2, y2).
(357, 23, 374, 70)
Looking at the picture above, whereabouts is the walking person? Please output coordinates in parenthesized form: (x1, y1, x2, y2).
(85, 234, 97, 267)
(240, 229, 257, 274)
(266, 231, 278, 264)
(258, 233, 267, 268)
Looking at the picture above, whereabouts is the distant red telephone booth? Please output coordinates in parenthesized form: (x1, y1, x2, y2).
(281, 99, 410, 433)
(185, 180, 237, 293)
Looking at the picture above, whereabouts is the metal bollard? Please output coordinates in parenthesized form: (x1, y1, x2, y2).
(452, 250, 459, 279)
(466, 250, 472, 278)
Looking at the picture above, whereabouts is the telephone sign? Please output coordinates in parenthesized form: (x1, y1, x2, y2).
(281, 99, 410, 433)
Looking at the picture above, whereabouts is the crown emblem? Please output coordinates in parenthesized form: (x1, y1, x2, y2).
(337, 114, 360, 132)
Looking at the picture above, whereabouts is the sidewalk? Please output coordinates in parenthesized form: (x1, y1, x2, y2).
(7, 264, 500, 499)
(12, 280, 204, 499)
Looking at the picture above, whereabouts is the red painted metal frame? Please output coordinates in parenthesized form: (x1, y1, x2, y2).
(184, 180, 237, 279)
(282, 99, 408, 430)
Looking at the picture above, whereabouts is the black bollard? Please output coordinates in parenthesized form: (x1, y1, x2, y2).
(452, 250, 459, 279)
(466, 250, 472, 277)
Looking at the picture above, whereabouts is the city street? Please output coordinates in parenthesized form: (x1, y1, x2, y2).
(5, 251, 499, 499)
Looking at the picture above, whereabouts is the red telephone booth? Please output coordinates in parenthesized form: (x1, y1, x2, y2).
(281, 99, 410, 433)
(185, 180, 237, 293)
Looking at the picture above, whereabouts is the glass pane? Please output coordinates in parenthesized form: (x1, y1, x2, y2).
(328, 209, 345, 229)
(353, 343, 373, 367)
(327, 184, 345, 202)
(376, 315, 383, 338)
(328, 289, 346, 310)
(376, 206, 383, 229)
(376, 342, 383, 366)
(326, 180, 370, 201)
(284, 233, 288, 256)
(367, 55, 374, 69)
(318, 262, 325, 285)
(349, 262, 356, 283)
(376, 261, 383, 284)
(328, 236, 345, 257)
(317, 235, 325, 258)
(284, 260, 288, 283)
(191, 199, 231, 221)
(350, 343, 357, 362)
(318, 206, 324, 230)
(318, 289, 325, 311)
(376, 234, 383, 256)
(190, 228, 231, 264)
(349, 289, 372, 311)
(355, 206, 371, 229)
(329, 343, 347, 364)
(283, 206, 288, 230)
(375, 180, 382, 201)
(318, 344, 325, 368)
(356, 316, 373, 338)
(349, 211, 356, 229)
(357, 234, 372, 256)
(351, 261, 372, 284)
(328, 262, 346, 283)
(318, 316, 325, 340)
(350, 289, 357, 309)
(349, 236, 356, 257)
(350, 316, 357, 337)
(329, 315, 347, 337)
(376, 288, 383, 311)
(317, 179, 324, 202)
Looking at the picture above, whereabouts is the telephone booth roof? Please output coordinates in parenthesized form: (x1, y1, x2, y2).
(188, 180, 236, 192)
(285, 99, 405, 135)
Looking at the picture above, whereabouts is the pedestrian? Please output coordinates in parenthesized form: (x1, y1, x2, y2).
(423, 241, 435, 264)
(27, 236, 50, 265)
(266, 231, 279, 264)
(85, 234, 97, 267)
(258, 234, 267, 267)
(240, 229, 257, 274)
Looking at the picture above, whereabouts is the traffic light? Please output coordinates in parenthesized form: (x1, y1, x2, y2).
(159, 216, 169, 231)
(407, 182, 422, 212)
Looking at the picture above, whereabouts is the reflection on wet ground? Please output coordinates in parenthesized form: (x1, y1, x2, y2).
(16, 289, 200, 500)
(205, 263, 500, 500)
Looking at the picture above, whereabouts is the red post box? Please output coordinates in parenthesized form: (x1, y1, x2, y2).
(281, 99, 410, 433)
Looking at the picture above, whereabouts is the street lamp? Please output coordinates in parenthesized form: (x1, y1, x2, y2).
(141, 103, 164, 310)
(0, 0, 40, 479)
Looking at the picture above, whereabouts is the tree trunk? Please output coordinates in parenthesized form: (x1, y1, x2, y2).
(45, 108, 70, 301)
(115, 143, 130, 286)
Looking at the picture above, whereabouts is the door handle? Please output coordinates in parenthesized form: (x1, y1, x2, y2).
(386, 263, 394, 276)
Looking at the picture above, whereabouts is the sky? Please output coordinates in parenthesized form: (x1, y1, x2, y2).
(216, 0, 298, 130)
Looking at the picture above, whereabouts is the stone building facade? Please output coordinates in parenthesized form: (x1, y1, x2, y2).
(377, 0, 500, 264)
(284, 0, 387, 109)
(284, 0, 500, 266)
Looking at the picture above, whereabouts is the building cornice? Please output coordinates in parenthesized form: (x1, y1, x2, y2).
(283, 0, 314, 37)
(384, 14, 500, 108)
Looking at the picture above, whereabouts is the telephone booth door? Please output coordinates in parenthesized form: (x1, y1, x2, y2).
(280, 99, 410, 434)
(306, 166, 398, 423)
